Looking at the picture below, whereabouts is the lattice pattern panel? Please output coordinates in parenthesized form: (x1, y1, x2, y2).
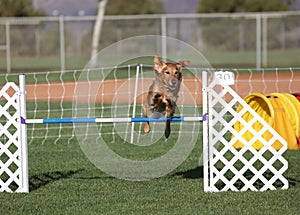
(0, 82, 23, 192)
(206, 77, 288, 192)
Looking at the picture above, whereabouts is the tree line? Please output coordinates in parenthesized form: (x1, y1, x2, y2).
(0, 0, 296, 17)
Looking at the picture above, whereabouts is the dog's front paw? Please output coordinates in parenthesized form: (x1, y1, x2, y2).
(144, 122, 150, 135)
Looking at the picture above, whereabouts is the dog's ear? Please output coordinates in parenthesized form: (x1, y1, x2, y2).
(176, 60, 190, 68)
(153, 55, 166, 73)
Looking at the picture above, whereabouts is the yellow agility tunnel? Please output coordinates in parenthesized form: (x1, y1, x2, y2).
(233, 93, 299, 150)
(271, 93, 300, 145)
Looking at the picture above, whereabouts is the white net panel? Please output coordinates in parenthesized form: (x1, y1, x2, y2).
(0, 64, 205, 145)
(72, 64, 203, 147)
(232, 67, 300, 98)
(0, 67, 299, 145)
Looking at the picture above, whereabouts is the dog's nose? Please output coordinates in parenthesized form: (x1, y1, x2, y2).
(171, 79, 177, 85)
(154, 93, 161, 99)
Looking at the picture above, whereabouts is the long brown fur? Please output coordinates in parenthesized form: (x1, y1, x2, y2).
(143, 55, 190, 138)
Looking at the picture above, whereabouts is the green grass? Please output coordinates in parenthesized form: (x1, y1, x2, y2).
(0, 127, 300, 214)
(0, 56, 90, 73)
(1, 49, 299, 74)
(204, 49, 300, 68)
(1, 101, 298, 214)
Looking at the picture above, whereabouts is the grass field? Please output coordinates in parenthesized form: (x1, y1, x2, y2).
(1, 49, 300, 73)
(0, 129, 300, 214)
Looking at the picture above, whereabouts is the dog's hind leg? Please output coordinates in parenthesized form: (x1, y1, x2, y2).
(164, 120, 171, 138)
(164, 98, 175, 138)
(164, 102, 172, 139)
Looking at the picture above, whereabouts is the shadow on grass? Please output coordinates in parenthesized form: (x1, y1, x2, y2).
(74, 175, 115, 180)
(173, 167, 298, 189)
(286, 177, 300, 187)
(29, 169, 83, 191)
(174, 166, 204, 179)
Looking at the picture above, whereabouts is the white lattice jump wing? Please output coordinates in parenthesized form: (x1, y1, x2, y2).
(0, 81, 28, 193)
(204, 76, 288, 192)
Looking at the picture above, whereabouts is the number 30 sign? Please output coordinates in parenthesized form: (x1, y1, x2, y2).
(215, 71, 235, 85)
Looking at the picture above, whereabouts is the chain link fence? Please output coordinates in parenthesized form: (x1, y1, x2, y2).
(0, 11, 299, 73)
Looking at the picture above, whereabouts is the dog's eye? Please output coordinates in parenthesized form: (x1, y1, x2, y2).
(165, 71, 170, 74)
(175, 71, 178, 75)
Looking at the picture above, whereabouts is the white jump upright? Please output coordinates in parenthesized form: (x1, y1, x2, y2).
(0, 75, 28, 192)
(18, 74, 29, 192)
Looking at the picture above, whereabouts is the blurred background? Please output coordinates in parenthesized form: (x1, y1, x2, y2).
(0, 0, 299, 73)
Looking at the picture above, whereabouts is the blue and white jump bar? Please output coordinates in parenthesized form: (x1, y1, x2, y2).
(22, 114, 207, 124)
